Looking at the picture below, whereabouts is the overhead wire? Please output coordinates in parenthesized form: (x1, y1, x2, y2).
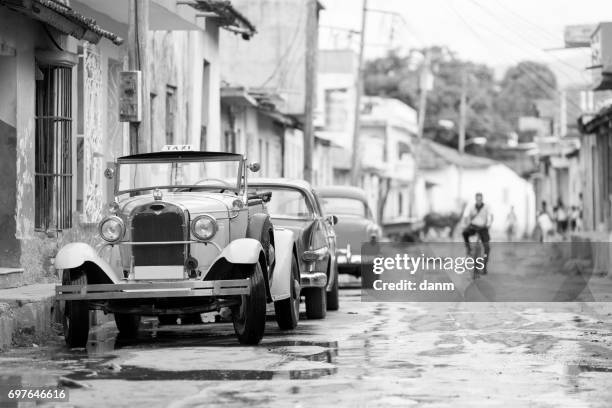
(445, 0, 584, 113)
(467, 0, 590, 83)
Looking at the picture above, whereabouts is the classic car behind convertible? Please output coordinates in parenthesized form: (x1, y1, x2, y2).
(249, 179, 339, 317)
(318, 186, 382, 277)
(55, 150, 300, 347)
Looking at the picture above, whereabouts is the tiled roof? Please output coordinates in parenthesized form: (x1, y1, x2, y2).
(1, 0, 123, 45)
(418, 139, 495, 170)
(189, 0, 256, 39)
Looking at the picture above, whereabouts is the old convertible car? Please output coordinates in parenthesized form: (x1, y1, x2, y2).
(318, 186, 382, 277)
(249, 179, 339, 318)
(55, 149, 301, 347)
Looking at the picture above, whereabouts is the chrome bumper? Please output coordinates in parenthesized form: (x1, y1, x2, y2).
(336, 253, 362, 266)
(56, 279, 250, 301)
(300, 272, 327, 288)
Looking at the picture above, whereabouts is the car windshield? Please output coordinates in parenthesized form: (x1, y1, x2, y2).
(117, 158, 241, 193)
(320, 197, 367, 218)
(256, 187, 313, 219)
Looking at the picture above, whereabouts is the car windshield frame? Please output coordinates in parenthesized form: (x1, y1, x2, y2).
(114, 154, 243, 196)
(250, 185, 315, 220)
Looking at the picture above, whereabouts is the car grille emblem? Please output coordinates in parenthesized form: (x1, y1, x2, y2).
(153, 189, 163, 201)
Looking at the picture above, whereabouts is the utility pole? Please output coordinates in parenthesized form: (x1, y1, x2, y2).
(457, 68, 468, 205)
(416, 50, 431, 140)
(127, 0, 151, 154)
(410, 49, 431, 217)
(458, 69, 467, 154)
(303, 0, 319, 183)
(350, 0, 368, 186)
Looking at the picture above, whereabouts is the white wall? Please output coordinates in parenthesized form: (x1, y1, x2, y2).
(424, 164, 536, 238)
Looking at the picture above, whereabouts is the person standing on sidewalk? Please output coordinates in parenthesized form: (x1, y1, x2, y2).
(505, 205, 517, 242)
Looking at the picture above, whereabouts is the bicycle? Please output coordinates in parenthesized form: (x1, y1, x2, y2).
(467, 235, 486, 280)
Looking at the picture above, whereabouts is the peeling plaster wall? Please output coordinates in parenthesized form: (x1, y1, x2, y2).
(3, 9, 219, 285)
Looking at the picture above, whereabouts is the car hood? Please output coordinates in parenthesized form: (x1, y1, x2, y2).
(119, 192, 237, 217)
(334, 216, 374, 250)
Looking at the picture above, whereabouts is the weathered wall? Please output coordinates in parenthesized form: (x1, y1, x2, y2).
(219, 0, 307, 115)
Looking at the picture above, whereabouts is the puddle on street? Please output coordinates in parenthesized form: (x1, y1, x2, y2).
(37, 321, 342, 383)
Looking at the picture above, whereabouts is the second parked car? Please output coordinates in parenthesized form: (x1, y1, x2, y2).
(249, 179, 339, 318)
(318, 186, 382, 277)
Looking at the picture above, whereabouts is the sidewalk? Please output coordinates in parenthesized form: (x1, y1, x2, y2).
(0, 283, 57, 350)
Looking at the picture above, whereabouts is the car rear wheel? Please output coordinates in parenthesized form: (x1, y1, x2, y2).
(62, 269, 90, 348)
(305, 287, 327, 319)
(232, 262, 267, 344)
(274, 254, 300, 330)
(114, 314, 141, 338)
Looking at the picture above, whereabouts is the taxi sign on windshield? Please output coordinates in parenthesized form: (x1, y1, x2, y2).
(162, 144, 194, 151)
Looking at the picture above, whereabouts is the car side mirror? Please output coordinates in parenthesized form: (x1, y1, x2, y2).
(248, 162, 261, 172)
(104, 167, 114, 179)
(327, 215, 338, 225)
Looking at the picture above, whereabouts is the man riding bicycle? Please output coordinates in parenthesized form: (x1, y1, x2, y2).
(462, 192, 493, 273)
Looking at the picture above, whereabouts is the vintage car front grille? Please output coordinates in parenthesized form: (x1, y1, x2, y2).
(131, 203, 186, 267)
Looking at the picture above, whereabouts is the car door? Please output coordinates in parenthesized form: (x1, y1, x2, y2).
(312, 189, 337, 274)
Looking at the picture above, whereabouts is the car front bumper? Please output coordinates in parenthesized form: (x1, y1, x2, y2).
(55, 279, 250, 301)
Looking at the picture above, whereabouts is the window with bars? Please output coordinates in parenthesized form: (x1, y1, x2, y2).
(35, 64, 73, 231)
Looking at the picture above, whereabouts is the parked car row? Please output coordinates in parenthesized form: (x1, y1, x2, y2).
(54, 147, 382, 347)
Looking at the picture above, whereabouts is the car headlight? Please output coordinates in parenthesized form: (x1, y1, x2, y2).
(367, 224, 380, 241)
(99, 216, 125, 243)
(191, 215, 217, 241)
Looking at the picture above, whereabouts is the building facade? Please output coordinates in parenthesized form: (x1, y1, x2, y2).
(0, 0, 252, 287)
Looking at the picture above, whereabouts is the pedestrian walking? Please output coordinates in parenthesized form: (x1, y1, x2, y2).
(536, 201, 554, 242)
(554, 199, 568, 239)
(505, 205, 517, 242)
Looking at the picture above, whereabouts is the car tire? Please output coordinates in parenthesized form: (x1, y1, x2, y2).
(326, 266, 339, 311)
(305, 287, 327, 319)
(274, 254, 300, 330)
(232, 262, 267, 344)
(114, 314, 141, 338)
(158, 315, 178, 325)
(62, 269, 90, 348)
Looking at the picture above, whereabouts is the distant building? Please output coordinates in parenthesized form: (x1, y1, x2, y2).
(419, 140, 536, 238)
(220, 86, 302, 178)
(358, 97, 419, 224)
(219, 0, 324, 181)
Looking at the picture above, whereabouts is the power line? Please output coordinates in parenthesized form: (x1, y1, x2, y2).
(467, 0, 589, 83)
(445, 0, 583, 114)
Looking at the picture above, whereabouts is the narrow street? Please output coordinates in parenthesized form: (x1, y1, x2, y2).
(2, 282, 612, 407)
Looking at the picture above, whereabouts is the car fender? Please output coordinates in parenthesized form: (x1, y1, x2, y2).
(269, 227, 297, 302)
(216, 238, 264, 264)
(54, 243, 120, 284)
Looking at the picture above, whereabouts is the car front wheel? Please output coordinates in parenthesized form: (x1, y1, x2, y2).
(274, 255, 300, 330)
(62, 269, 90, 348)
(232, 262, 267, 344)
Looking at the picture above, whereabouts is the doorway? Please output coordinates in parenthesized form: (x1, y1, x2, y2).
(0, 55, 20, 267)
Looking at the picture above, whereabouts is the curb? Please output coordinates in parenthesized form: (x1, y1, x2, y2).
(0, 284, 116, 350)
(0, 284, 58, 350)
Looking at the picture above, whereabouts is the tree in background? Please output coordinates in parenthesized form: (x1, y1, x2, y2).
(495, 61, 558, 132)
(363, 47, 558, 150)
